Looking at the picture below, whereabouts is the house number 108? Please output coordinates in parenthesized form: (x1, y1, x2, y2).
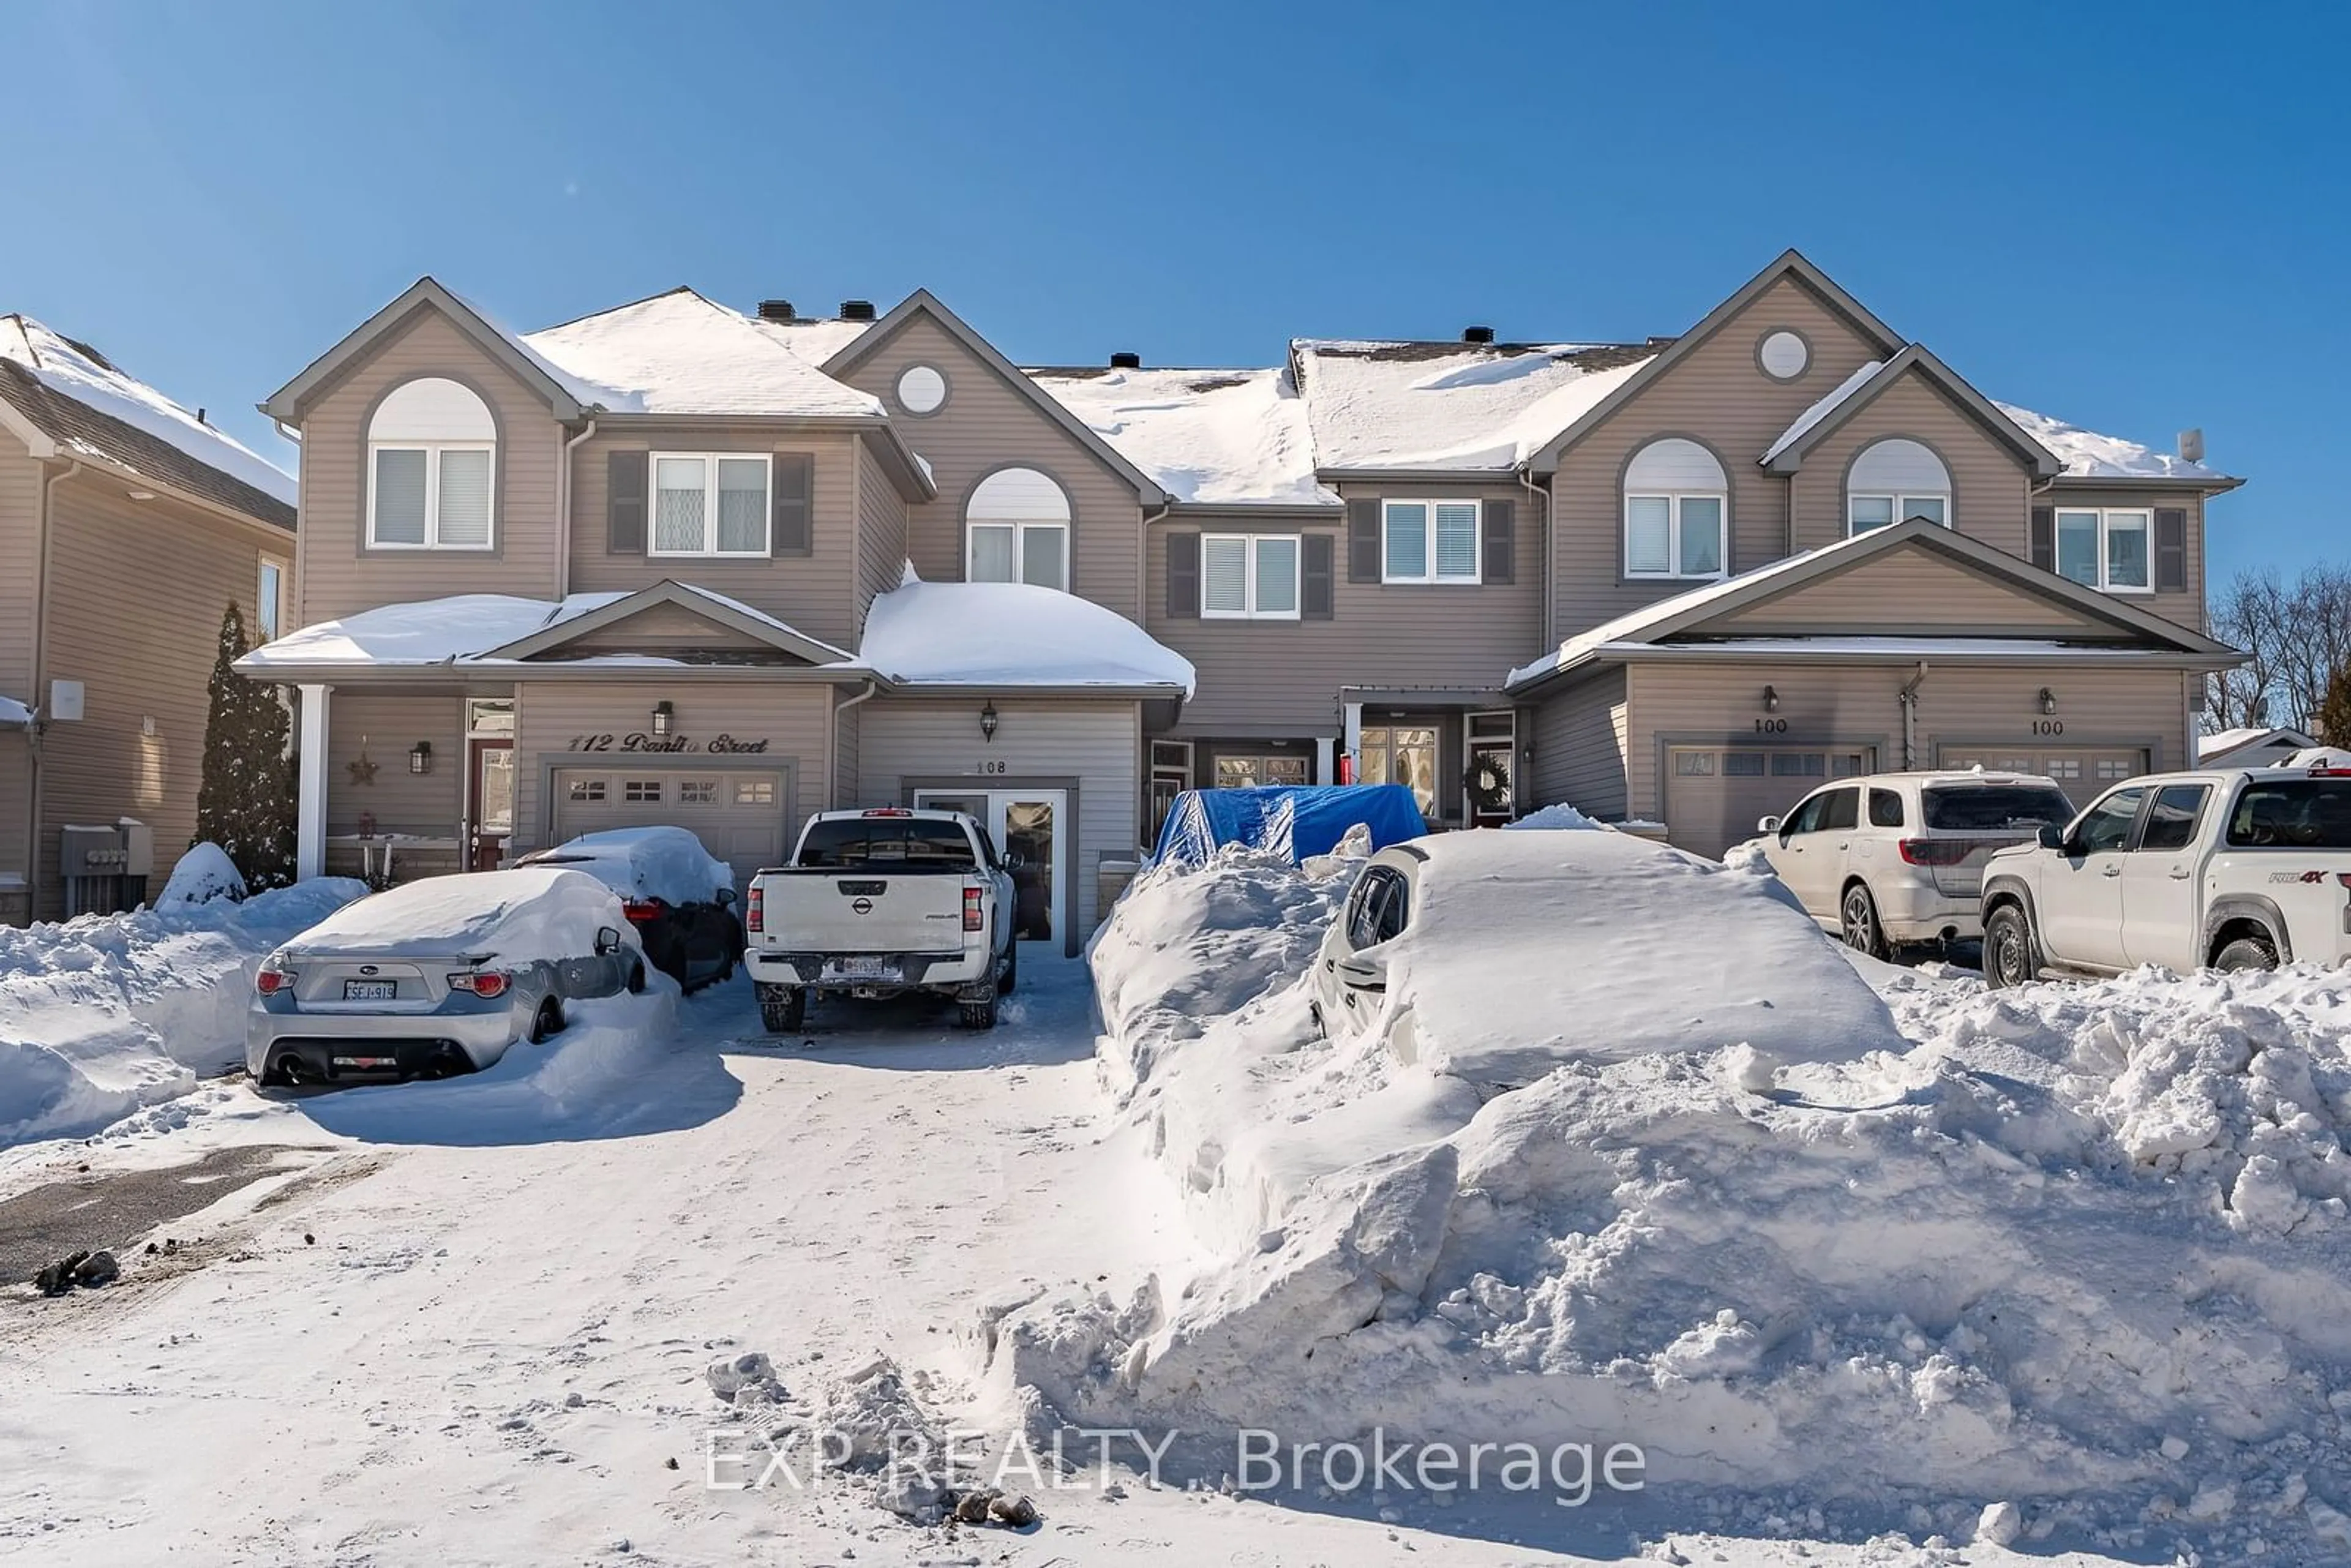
(972, 760, 1008, 775)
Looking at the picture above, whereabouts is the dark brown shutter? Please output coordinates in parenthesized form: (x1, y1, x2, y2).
(1483, 497, 1515, 583)
(607, 450, 647, 554)
(771, 452, 813, 556)
(2030, 506, 2054, 572)
(1302, 533, 1335, 619)
(2155, 508, 2188, 591)
(1347, 497, 1381, 582)
(1166, 531, 1199, 618)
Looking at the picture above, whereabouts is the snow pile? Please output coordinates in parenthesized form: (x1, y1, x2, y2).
(517, 826, 733, 906)
(1502, 801, 1605, 831)
(156, 842, 246, 907)
(1022, 853, 2351, 1556)
(277, 868, 640, 967)
(1997, 400, 2230, 482)
(860, 569, 1196, 693)
(1029, 365, 1337, 508)
(0, 878, 365, 1148)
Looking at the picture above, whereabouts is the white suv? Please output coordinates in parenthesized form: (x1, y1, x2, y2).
(1737, 771, 2077, 957)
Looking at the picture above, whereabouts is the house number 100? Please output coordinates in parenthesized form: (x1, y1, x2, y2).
(1753, 717, 1788, 733)
(2033, 719, 2064, 736)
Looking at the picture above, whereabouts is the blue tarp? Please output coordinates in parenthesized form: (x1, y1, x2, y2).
(1152, 784, 1427, 866)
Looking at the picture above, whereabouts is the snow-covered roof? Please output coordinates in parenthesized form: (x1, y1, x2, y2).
(1026, 366, 1336, 508)
(1604, 636, 2181, 660)
(1995, 402, 2229, 482)
(858, 571, 1196, 693)
(0, 694, 30, 727)
(239, 592, 628, 669)
(748, 315, 875, 367)
(1289, 339, 1659, 471)
(2200, 725, 2317, 762)
(520, 290, 883, 418)
(1762, 361, 1886, 464)
(0, 314, 296, 512)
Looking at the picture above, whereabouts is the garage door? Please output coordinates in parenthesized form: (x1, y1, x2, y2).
(550, 767, 789, 891)
(1665, 744, 1876, 861)
(1936, 746, 2149, 798)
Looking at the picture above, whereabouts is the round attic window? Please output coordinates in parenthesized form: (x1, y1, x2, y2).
(896, 364, 947, 416)
(1757, 329, 1810, 380)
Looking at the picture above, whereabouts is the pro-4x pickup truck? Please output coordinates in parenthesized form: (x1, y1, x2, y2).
(1979, 762, 2351, 987)
(744, 808, 1017, 1032)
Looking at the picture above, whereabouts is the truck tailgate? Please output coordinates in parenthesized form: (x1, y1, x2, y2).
(761, 872, 967, 953)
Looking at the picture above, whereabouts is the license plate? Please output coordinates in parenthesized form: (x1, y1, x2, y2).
(832, 957, 896, 981)
(343, 980, 397, 1001)
(332, 1055, 399, 1070)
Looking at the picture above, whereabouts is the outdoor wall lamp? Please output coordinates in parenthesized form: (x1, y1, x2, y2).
(2039, 687, 2058, 716)
(1763, 685, 1781, 714)
(980, 700, 1000, 743)
(651, 700, 675, 737)
(409, 740, 433, 775)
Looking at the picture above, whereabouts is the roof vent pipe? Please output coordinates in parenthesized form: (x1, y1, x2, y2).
(1461, 325, 1495, 345)
(757, 299, 796, 322)
(1109, 351, 1142, 370)
(839, 299, 877, 321)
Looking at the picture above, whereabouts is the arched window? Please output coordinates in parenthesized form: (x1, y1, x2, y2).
(1847, 438, 1951, 535)
(966, 467, 1070, 590)
(367, 377, 495, 549)
(1623, 438, 1727, 580)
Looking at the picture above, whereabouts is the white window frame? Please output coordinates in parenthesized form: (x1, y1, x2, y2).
(366, 442, 497, 550)
(1200, 533, 1302, 620)
(966, 520, 1071, 591)
(646, 452, 772, 559)
(257, 557, 287, 642)
(2053, 506, 2154, 595)
(1622, 492, 1728, 580)
(1847, 492, 1950, 536)
(1381, 500, 1482, 585)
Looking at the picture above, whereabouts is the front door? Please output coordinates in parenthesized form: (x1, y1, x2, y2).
(468, 739, 514, 871)
(915, 789, 1068, 945)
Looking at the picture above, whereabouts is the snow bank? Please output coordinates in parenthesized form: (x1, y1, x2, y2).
(1035, 853, 2351, 1557)
(278, 868, 639, 966)
(0, 879, 366, 1149)
(517, 826, 732, 906)
(156, 842, 246, 908)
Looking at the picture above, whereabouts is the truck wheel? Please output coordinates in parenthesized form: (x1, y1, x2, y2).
(1983, 904, 2038, 989)
(996, 940, 1018, 997)
(959, 993, 999, 1030)
(2214, 934, 2279, 973)
(1839, 882, 1890, 960)
(758, 983, 806, 1033)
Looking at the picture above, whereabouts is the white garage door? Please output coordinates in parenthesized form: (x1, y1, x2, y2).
(1936, 745, 2150, 798)
(550, 767, 790, 891)
(1665, 744, 1875, 860)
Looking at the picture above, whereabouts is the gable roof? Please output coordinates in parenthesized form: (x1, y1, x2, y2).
(1760, 343, 2063, 478)
(1505, 517, 2240, 692)
(482, 580, 853, 665)
(263, 278, 593, 424)
(822, 290, 1168, 505)
(1522, 250, 1907, 473)
(1, 315, 295, 525)
(2200, 725, 2319, 763)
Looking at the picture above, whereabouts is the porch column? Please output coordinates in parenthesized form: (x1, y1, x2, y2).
(1314, 737, 1335, 784)
(1341, 702, 1363, 781)
(296, 683, 331, 881)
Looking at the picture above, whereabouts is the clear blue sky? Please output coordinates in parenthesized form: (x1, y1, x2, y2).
(6, 1, 2341, 587)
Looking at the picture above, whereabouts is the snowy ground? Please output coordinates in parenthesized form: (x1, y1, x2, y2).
(0, 882, 2338, 1562)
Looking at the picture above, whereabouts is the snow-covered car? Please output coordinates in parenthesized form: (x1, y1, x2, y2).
(516, 826, 742, 992)
(247, 868, 647, 1084)
(1736, 770, 2077, 956)
(1311, 828, 1902, 1083)
(1979, 762, 2351, 986)
(745, 808, 1016, 1032)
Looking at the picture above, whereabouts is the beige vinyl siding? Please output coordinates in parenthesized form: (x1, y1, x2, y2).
(509, 681, 832, 855)
(1550, 276, 1888, 638)
(833, 315, 1144, 617)
(1144, 486, 1542, 737)
(34, 476, 282, 915)
(569, 429, 861, 650)
(294, 305, 565, 625)
(326, 694, 464, 839)
(1623, 660, 2192, 824)
(1706, 550, 2124, 639)
(854, 436, 909, 629)
(1789, 374, 2033, 560)
(855, 697, 1141, 937)
(2044, 486, 2208, 636)
(1526, 667, 1628, 819)
(0, 445, 42, 694)
(0, 743, 27, 896)
(833, 691, 862, 806)
(552, 602, 794, 658)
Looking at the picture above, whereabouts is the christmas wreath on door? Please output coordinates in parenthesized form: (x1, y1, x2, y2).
(1464, 752, 1512, 816)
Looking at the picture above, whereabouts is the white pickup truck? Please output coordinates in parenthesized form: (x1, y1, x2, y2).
(744, 808, 1017, 1032)
(1979, 763, 2351, 986)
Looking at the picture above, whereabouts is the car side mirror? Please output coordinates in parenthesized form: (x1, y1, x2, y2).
(1756, 814, 1782, 835)
(594, 925, 622, 955)
(2034, 824, 2064, 852)
(1335, 954, 1387, 994)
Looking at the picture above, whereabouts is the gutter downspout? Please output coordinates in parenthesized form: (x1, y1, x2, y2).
(27, 459, 83, 920)
(1139, 501, 1168, 623)
(557, 418, 597, 598)
(830, 678, 879, 810)
(1897, 660, 1929, 770)
(1518, 467, 1551, 648)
